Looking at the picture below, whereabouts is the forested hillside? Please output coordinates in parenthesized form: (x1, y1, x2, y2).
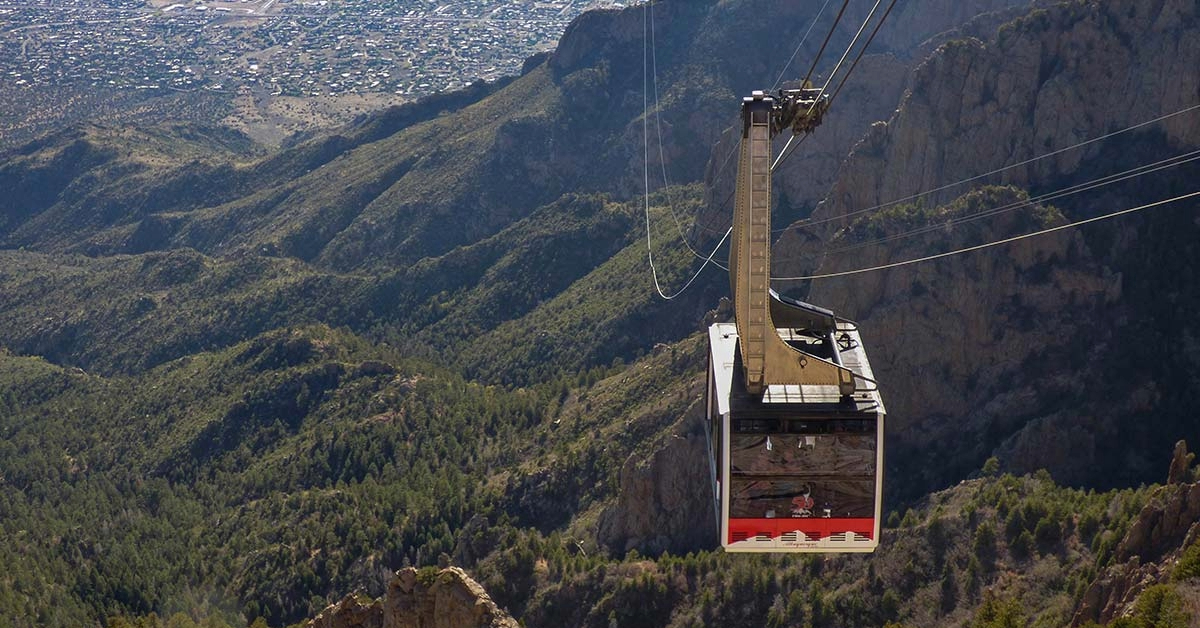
(1, 0, 1198, 626)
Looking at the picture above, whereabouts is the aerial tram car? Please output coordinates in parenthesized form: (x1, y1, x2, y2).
(705, 88, 886, 553)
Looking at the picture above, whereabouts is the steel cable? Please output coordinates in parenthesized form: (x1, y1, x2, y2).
(771, 190, 1200, 281)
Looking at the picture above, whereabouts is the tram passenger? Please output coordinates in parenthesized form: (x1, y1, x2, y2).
(791, 486, 814, 517)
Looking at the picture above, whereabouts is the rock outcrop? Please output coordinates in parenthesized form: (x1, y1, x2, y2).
(811, 0, 1199, 231)
(306, 567, 519, 628)
(308, 594, 382, 628)
(1169, 440, 1196, 485)
(699, 0, 1044, 232)
(781, 0, 1200, 496)
(596, 430, 717, 556)
(1073, 442, 1200, 625)
(804, 185, 1117, 495)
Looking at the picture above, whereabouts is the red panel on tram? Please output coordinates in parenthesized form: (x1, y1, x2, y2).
(728, 517, 875, 544)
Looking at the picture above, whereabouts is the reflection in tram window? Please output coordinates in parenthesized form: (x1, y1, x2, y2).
(729, 432, 876, 519)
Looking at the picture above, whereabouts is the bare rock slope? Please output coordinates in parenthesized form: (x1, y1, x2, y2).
(306, 567, 519, 628)
(813, 0, 1198, 229)
(1073, 441, 1200, 625)
(788, 0, 1200, 496)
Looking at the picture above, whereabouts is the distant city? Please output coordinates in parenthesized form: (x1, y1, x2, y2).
(0, 0, 635, 98)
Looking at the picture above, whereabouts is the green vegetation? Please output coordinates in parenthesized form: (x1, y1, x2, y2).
(0, 268, 1167, 628)
(0, 186, 717, 388)
(0, 134, 1185, 628)
(1116, 585, 1191, 628)
(0, 314, 706, 626)
(1173, 541, 1200, 582)
(1081, 585, 1193, 628)
(0, 163, 723, 628)
(970, 592, 1024, 628)
(503, 472, 1154, 628)
(838, 185, 1065, 248)
(2, 349, 1157, 628)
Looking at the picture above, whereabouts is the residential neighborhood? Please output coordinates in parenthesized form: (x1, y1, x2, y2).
(0, 0, 633, 98)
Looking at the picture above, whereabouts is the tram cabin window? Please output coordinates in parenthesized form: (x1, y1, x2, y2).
(729, 424, 876, 520)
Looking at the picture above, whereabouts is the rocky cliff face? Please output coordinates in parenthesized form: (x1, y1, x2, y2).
(305, 567, 518, 628)
(805, 186, 1119, 496)
(698, 0, 1043, 233)
(780, 0, 1200, 497)
(0, 0, 1062, 278)
(1073, 442, 1200, 625)
(811, 0, 1199, 230)
(595, 406, 716, 556)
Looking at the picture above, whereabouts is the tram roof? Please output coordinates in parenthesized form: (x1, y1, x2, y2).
(708, 322, 885, 418)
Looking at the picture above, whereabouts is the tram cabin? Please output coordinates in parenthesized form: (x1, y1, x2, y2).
(706, 319, 885, 553)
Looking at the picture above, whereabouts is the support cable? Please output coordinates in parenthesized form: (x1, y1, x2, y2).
(641, 0, 843, 290)
(691, 0, 856, 236)
(774, 147, 1200, 263)
(796, 102, 1200, 230)
(641, 1, 735, 298)
(771, 0, 835, 91)
(774, 0, 896, 173)
(826, 0, 899, 107)
(668, 0, 836, 254)
(771, 133, 810, 173)
(771, 190, 1200, 281)
(767, 101, 1200, 235)
(801, 0, 852, 89)
(807, 0, 883, 113)
(648, 1, 703, 259)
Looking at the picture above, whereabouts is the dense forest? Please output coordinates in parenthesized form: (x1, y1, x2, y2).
(4, 322, 1197, 627)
